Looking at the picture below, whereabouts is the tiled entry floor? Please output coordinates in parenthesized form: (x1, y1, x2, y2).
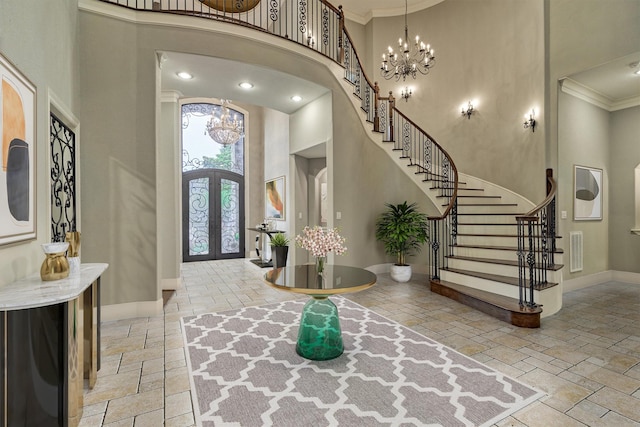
(80, 259, 640, 426)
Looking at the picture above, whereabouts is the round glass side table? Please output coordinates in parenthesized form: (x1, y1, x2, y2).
(264, 264, 376, 361)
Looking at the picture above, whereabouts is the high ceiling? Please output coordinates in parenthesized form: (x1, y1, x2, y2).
(161, 2, 639, 118)
(338, 0, 444, 24)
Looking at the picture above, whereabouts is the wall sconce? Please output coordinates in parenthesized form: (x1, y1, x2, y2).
(401, 87, 412, 102)
(523, 109, 536, 132)
(460, 101, 475, 119)
(307, 32, 315, 48)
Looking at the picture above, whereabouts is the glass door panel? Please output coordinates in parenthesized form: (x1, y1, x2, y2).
(188, 177, 210, 256)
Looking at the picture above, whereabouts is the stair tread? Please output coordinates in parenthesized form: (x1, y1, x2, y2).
(437, 195, 501, 199)
(458, 232, 562, 238)
(453, 243, 564, 253)
(458, 221, 518, 227)
(447, 255, 564, 271)
(431, 279, 543, 314)
(458, 212, 525, 216)
(455, 203, 518, 206)
(442, 267, 559, 290)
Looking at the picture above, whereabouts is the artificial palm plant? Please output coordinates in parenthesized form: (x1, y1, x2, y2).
(375, 201, 429, 266)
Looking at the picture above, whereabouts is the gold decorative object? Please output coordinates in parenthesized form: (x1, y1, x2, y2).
(200, 0, 261, 13)
(65, 231, 81, 275)
(41, 242, 70, 281)
(65, 231, 81, 257)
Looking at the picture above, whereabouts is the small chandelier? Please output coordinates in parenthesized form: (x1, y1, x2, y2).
(380, 0, 435, 81)
(205, 100, 244, 145)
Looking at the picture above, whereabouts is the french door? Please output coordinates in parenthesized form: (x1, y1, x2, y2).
(181, 101, 246, 262)
(182, 169, 244, 261)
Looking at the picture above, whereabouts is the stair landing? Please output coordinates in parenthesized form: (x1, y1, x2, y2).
(430, 279, 542, 328)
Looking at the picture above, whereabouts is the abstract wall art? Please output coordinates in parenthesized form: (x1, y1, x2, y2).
(0, 52, 36, 245)
(574, 165, 603, 221)
(265, 176, 285, 220)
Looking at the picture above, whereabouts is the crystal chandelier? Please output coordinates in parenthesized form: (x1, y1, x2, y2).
(380, 0, 435, 81)
(205, 100, 244, 145)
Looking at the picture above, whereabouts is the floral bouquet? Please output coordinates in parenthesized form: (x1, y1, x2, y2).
(295, 226, 346, 272)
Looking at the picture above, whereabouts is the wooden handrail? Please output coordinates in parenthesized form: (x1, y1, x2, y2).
(390, 108, 459, 220)
(319, 0, 341, 15)
(517, 169, 556, 221)
(342, 26, 378, 93)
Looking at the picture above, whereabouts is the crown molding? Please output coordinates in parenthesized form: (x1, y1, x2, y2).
(342, 0, 444, 25)
(560, 78, 640, 112)
(161, 90, 183, 103)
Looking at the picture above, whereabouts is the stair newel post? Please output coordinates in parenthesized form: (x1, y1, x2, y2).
(388, 91, 395, 143)
(429, 218, 440, 280)
(526, 221, 536, 307)
(373, 82, 380, 132)
(516, 218, 525, 306)
(337, 6, 344, 65)
(546, 168, 556, 264)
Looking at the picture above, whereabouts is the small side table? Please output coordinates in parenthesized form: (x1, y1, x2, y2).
(247, 227, 285, 268)
(264, 265, 376, 360)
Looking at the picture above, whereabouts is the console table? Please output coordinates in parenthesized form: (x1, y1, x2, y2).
(0, 263, 107, 427)
(247, 227, 285, 268)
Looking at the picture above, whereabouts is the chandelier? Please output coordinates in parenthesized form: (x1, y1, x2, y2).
(205, 100, 244, 145)
(380, 0, 435, 81)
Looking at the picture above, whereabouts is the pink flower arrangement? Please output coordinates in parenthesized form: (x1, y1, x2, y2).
(295, 226, 347, 258)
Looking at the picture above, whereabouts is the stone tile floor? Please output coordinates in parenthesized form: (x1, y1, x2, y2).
(80, 259, 640, 426)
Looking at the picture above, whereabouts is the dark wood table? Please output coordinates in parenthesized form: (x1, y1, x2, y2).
(247, 227, 285, 267)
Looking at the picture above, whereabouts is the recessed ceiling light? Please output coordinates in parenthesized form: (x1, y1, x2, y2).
(239, 82, 254, 89)
(177, 71, 193, 80)
(291, 95, 302, 102)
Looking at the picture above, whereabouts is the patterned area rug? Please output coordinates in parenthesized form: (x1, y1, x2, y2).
(182, 298, 544, 426)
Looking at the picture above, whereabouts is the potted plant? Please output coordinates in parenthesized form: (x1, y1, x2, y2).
(270, 232, 290, 268)
(375, 201, 429, 282)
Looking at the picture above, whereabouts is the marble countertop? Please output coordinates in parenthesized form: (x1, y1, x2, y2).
(0, 263, 108, 311)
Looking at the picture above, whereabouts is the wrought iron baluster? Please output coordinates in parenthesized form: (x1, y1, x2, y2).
(50, 114, 77, 242)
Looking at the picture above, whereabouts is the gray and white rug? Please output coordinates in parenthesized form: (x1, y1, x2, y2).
(181, 298, 544, 426)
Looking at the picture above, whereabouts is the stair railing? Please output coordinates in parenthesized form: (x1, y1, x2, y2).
(341, 27, 459, 280)
(94, 0, 345, 64)
(96, 0, 459, 281)
(516, 168, 557, 308)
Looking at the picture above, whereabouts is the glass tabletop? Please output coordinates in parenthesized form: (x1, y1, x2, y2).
(264, 265, 376, 296)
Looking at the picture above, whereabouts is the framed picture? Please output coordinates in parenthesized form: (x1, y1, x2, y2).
(0, 53, 36, 245)
(265, 176, 285, 220)
(574, 165, 602, 221)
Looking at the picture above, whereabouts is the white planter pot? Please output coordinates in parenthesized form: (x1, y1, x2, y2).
(390, 264, 412, 282)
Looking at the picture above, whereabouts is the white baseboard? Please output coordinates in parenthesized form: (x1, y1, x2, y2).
(366, 263, 430, 275)
(161, 277, 181, 291)
(562, 270, 640, 293)
(612, 270, 640, 285)
(102, 299, 163, 322)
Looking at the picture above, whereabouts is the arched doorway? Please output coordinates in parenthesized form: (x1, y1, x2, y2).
(181, 101, 246, 261)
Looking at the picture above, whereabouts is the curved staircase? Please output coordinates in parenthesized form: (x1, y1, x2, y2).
(336, 28, 563, 327)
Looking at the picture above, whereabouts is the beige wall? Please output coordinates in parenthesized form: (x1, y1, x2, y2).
(369, 0, 546, 202)
(609, 106, 640, 273)
(550, 0, 640, 279)
(0, 0, 80, 285)
(75, 7, 442, 309)
(558, 92, 610, 277)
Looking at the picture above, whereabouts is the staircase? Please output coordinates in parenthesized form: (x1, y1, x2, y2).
(337, 28, 564, 328)
(95, 0, 564, 327)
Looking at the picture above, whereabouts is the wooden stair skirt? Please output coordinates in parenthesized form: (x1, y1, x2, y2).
(430, 280, 542, 328)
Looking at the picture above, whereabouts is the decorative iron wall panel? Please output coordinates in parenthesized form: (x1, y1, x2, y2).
(50, 113, 76, 242)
